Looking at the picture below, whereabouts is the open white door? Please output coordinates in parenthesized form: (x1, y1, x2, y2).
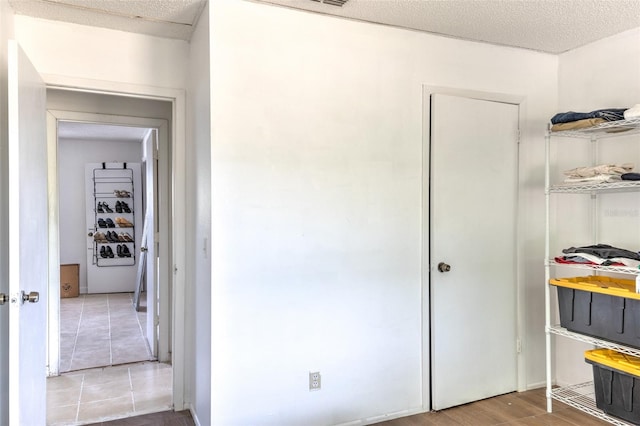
(143, 129, 158, 357)
(430, 94, 519, 410)
(3, 40, 48, 426)
(141, 126, 173, 363)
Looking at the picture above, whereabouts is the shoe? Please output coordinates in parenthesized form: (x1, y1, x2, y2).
(105, 246, 114, 258)
(121, 245, 132, 257)
(97, 202, 104, 213)
(105, 218, 116, 228)
(115, 217, 133, 227)
(100, 246, 107, 258)
(121, 202, 131, 213)
(93, 232, 108, 243)
(114, 190, 131, 198)
(116, 244, 124, 257)
(103, 203, 113, 213)
(115, 201, 123, 213)
(120, 232, 133, 242)
(117, 232, 126, 242)
(98, 218, 107, 228)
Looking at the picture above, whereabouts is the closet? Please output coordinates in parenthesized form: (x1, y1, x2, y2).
(545, 117, 640, 425)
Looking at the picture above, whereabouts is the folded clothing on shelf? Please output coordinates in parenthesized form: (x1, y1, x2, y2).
(554, 255, 625, 267)
(551, 118, 606, 132)
(560, 244, 640, 268)
(563, 174, 621, 184)
(551, 108, 628, 124)
(562, 163, 634, 184)
(564, 163, 633, 178)
(549, 107, 635, 132)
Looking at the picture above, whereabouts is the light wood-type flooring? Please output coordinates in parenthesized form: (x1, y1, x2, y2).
(81, 387, 614, 426)
(378, 387, 610, 425)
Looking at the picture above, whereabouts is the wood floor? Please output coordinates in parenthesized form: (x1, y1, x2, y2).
(84, 387, 612, 426)
(86, 410, 194, 425)
(377, 387, 609, 426)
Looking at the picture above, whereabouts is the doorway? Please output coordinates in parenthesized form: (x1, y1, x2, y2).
(57, 122, 154, 373)
(46, 90, 176, 423)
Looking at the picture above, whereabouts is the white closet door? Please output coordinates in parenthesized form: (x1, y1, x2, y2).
(430, 94, 519, 410)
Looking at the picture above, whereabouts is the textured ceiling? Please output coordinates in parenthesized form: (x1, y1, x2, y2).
(254, 0, 640, 53)
(58, 122, 150, 143)
(8, 0, 207, 40)
(8, 0, 640, 51)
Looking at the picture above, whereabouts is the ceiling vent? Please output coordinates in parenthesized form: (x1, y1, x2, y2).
(310, 0, 349, 6)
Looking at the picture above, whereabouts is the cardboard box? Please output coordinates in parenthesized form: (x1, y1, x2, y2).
(60, 264, 79, 298)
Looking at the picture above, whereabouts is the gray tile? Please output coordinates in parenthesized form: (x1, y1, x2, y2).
(77, 395, 135, 422)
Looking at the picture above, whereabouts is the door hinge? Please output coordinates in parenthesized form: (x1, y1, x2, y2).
(154, 315, 160, 326)
(516, 129, 521, 144)
(516, 338, 522, 354)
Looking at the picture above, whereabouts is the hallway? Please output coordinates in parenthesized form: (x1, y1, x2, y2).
(59, 293, 152, 372)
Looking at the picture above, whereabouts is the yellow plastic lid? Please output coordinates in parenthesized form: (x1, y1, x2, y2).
(585, 349, 640, 377)
(549, 275, 640, 301)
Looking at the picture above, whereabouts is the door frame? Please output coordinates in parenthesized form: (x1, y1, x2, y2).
(44, 75, 187, 410)
(49, 113, 169, 370)
(421, 85, 526, 411)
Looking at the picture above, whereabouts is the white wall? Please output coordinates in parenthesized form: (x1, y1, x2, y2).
(186, 2, 212, 424)
(58, 138, 142, 294)
(13, 16, 187, 89)
(0, 1, 15, 423)
(554, 28, 640, 386)
(210, 1, 557, 424)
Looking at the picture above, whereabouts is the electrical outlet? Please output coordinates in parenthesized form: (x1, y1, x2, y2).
(309, 371, 321, 391)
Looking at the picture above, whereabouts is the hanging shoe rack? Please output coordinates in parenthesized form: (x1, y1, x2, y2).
(92, 163, 136, 267)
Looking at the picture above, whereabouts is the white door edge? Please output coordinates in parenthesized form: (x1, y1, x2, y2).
(421, 85, 526, 410)
(47, 111, 60, 377)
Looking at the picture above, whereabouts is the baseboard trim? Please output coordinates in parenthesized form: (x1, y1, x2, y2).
(189, 404, 202, 426)
(524, 381, 547, 391)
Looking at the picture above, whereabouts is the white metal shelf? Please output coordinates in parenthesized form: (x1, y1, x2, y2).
(547, 259, 639, 275)
(552, 382, 634, 426)
(548, 326, 640, 357)
(548, 181, 640, 194)
(544, 116, 640, 420)
(548, 118, 640, 139)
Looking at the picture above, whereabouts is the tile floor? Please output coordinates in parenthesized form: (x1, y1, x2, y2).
(60, 293, 152, 372)
(47, 361, 173, 426)
(49, 293, 172, 425)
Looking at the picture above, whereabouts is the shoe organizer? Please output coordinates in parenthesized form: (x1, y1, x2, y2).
(91, 164, 137, 267)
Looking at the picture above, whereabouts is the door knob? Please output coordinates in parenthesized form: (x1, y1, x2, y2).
(437, 262, 451, 273)
(140, 247, 148, 252)
(21, 291, 39, 303)
(0, 293, 7, 305)
(88, 232, 94, 237)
